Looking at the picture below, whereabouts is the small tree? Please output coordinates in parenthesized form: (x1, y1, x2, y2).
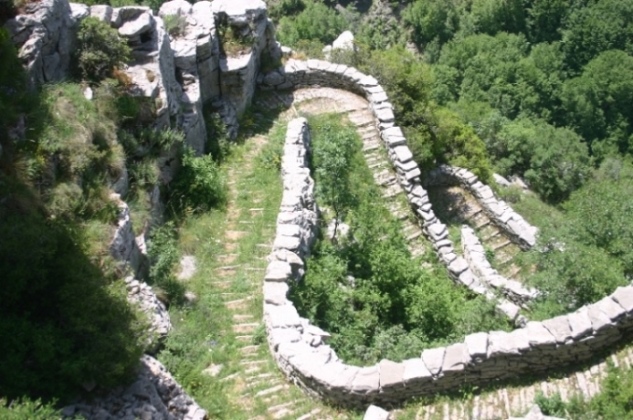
(312, 120, 357, 241)
(76, 17, 131, 82)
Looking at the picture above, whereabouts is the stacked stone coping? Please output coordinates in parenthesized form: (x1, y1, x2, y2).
(260, 60, 633, 408)
(462, 225, 539, 306)
(260, 59, 525, 323)
(425, 164, 538, 250)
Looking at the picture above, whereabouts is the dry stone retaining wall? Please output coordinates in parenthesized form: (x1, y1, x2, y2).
(461, 226, 539, 306)
(260, 59, 524, 322)
(260, 60, 633, 408)
(426, 165, 538, 250)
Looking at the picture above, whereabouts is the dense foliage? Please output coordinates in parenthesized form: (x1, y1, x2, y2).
(0, 51, 146, 404)
(536, 362, 633, 419)
(290, 115, 509, 364)
(0, 10, 230, 410)
(76, 17, 131, 82)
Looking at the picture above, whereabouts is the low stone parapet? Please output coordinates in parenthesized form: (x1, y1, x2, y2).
(462, 225, 539, 306)
(426, 165, 538, 250)
(259, 61, 633, 408)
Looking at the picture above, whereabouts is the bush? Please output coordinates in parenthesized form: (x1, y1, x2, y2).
(76, 17, 131, 82)
(276, 0, 346, 46)
(0, 185, 146, 402)
(170, 148, 227, 214)
(0, 398, 59, 419)
(163, 14, 187, 37)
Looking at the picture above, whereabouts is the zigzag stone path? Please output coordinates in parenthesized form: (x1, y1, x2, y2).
(252, 84, 633, 417)
(427, 184, 524, 279)
(257, 87, 429, 259)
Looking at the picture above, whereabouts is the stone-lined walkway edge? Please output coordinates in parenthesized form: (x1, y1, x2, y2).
(258, 59, 633, 409)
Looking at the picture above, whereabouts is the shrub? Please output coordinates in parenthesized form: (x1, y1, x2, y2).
(76, 17, 131, 82)
(0, 398, 59, 419)
(170, 148, 227, 214)
(0, 186, 146, 402)
(276, 0, 346, 46)
(163, 14, 187, 38)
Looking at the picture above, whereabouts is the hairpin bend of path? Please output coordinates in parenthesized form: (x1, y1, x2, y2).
(208, 87, 633, 419)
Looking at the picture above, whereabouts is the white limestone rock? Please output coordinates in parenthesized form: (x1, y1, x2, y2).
(61, 355, 206, 420)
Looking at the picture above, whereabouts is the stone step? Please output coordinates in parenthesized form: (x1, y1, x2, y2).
(411, 247, 426, 258)
(296, 409, 322, 420)
(492, 239, 512, 251)
(369, 161, 386, 170)
(246, 372, 275, 382)
(406, 230, 423, 241)
(233, 323, 260, 333)
(235, 335, 253, 343)
(233, 314, 254, 322)
(255, 384, 289, 398)
(393, 210, 409, 221)
(382, 185, 402, 199)
(474, 219, 491, 230)
(363, 142, 381, 153)
(268, 401, 298, 417)
(240, 344, 260, 355)
(481, 230, 502, 242)
(224, 296, 253, 309)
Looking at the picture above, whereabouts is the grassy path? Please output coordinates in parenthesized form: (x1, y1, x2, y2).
(161, 111, 349, 419)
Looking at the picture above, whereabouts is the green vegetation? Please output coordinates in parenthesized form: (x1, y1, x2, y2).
(76, 17, 131, 82)
(0, 38, 146, 405)
(169, 148, 227, 215)
(535, 363, 633, 419)
(163, 13, 187, 37)
(290, 115, 509, 364)
(275, 0, 346, 46)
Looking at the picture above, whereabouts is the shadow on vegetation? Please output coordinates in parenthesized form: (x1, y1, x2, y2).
(0, 28, 144, 406)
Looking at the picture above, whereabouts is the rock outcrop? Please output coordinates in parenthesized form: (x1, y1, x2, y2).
(4, 0, 73, 87)
(125, 276, 171, 353)
(61, 355, 206, 420)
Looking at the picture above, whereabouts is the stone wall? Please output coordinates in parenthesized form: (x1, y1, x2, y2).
(426, 165, 538, 250)
(259, 60, 633, 408)
(461, 226, 539, 306)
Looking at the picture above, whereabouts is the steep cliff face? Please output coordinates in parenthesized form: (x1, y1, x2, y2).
(3, 0, 279, 276)
(5, 0, 73, 87)
(4, 0, 279, 149)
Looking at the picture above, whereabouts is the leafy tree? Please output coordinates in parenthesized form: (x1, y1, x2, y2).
(525, 0, 572, 43)
(529, 242, 626, 318)
(403, 0, 459, 48)
(565, 167, 633, 275)
(561, 0, 633, 72)
(276, 0, 346, 46)
(76, 17, 131, 82)
(434, 33, 529, 117)
(467, 0, 527, 36)
(561, 50, 633, 159)
(312, 118, 358, 240)
(490, 118, 591, 202)
(426, 107, 492, 181)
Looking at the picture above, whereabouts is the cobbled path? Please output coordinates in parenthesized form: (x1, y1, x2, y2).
(221, 87, 633, 419)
